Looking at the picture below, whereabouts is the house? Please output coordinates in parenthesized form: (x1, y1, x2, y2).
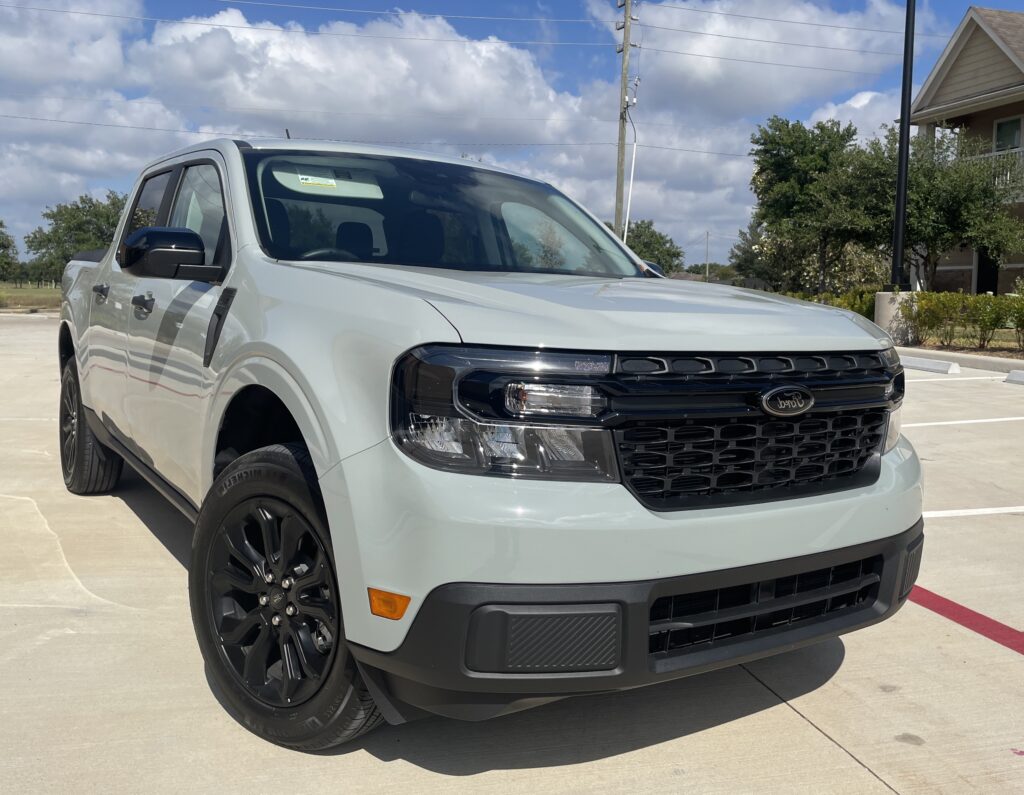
(910, 6, 1024, 294)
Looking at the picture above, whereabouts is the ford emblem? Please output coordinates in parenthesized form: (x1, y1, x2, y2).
(760, 385, 814, 417)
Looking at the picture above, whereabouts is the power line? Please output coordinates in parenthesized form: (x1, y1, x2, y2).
(655, 2, 949, 38)
(638, 22, 903, 56)
(640, 45, 884, 75)
(0, 112, 751, 156)
(213, 0, 599, 24)
(0, 4, 613, 47)
(0, 4, 902, 74)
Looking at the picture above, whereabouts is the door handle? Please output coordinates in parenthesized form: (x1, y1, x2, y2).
(91, 283, 109, 300)
(131, 293, 155, 314)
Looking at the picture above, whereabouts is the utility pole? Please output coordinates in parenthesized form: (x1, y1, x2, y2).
(613, 0, 635, 239)
(623, 76, 640, 244)
(890, 0, 916, 288)
(704, 230, 710, 282)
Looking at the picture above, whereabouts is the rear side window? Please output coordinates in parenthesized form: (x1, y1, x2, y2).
(125, 171, 172, 238)
(168, 164, 229, 266)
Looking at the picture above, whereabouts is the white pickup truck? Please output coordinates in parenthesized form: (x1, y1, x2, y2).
(60, 138, 923, 750)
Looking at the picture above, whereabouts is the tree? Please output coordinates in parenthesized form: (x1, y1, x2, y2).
(24, 191, 127, 282)
(854, 127, 1024, 290)
(749, 117, 869, 293)
(729, 219, 809, 291)
(0, 219, 18, 283)
(620, 219, 684, 274)
(684, 262, 739, 283)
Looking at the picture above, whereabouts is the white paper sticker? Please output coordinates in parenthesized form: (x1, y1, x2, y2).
(298, 173, 337, 189)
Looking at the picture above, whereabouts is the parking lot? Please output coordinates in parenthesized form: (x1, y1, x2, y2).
(1, 313, 1021, 793)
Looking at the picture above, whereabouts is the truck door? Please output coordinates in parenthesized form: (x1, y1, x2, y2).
(124, 159, 232, 503)
(82, 169, 174, 439)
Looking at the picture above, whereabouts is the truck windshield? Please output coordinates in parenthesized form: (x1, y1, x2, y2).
(242, 150, 642, 278)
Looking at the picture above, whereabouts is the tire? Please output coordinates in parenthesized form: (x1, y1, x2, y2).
(59, 360, 123, 494)
(189, 443, 383, 750)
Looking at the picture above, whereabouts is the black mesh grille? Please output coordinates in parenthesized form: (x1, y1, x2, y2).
(616, 352, 890, 380)
(649, 554, 883, 657)
(616, 409, 887, 510)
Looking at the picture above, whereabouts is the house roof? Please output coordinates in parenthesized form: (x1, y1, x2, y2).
(911, 6, 1024, 123)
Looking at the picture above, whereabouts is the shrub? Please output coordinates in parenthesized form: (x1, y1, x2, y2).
(963, 293, 1011, 349)
(782, 287, 878, 320)
(1009, 278, 1024, 351)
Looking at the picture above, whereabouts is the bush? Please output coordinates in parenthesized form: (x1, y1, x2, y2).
(782, 287, 878, 319)
(963, 294, 1011, 349)
(1009, 278, 1024, 351)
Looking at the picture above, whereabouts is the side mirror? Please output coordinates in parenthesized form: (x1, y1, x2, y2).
(121, 227, 221, 281)
(642, 260, 665, 277)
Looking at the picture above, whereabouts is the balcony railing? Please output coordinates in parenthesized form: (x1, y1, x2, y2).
(971, 147, 1024, 193)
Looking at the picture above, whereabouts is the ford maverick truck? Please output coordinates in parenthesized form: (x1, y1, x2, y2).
(60, 139, 923, 749)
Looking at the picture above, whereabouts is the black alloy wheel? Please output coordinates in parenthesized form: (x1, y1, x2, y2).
(59, 369, 79, 481)
(208, 496, 340, 708)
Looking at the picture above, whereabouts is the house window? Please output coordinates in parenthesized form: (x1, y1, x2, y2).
(994, 117, 1021, 151)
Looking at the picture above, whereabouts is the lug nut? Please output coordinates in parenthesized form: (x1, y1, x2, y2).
(258, 594, 269, 606)
(271, 615, 281, 626)
(264, 572, 274, 584)
(281, 577, 294, 590)
(285, 605, 297, 616)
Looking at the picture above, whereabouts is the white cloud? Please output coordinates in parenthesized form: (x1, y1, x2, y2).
(808, 88, 902, 138)
(0, 1, 945, 263)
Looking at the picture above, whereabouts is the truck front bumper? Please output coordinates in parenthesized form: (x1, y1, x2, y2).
(349, 518, 923, 722)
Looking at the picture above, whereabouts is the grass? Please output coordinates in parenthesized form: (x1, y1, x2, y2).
(916, 327, 1024, 359)
(0, 285, 62, 310)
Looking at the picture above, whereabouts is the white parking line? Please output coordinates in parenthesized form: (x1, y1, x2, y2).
(923, 506, 1024, 518)
(904, 416, 1024, 428)
(906, 376, 1006, 383)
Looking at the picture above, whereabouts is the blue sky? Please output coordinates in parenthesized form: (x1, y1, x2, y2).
(0, 1, 982, 262)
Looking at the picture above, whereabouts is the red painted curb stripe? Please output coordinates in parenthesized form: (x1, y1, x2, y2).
(909, 585, 1024, 655)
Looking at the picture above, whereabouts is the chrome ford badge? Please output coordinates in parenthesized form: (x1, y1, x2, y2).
(760, 385, 814, 417)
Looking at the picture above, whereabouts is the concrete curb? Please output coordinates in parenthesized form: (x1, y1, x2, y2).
(896, 346, 1023, 374)
(900, 356, 960, 374)
(1006, 370, 1024, 385)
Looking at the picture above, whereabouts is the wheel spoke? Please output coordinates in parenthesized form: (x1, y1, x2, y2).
(288, 625, 328, 680)
(278, 636, 302, 702)
(211, 567, 260, 595)
(299, 598, 336, 630)
(279, 514, 305, 572)
(242, 626, 274, 687)
(220, 611, 261, 645)
(254, 507, 280, 568)
(222, 531, 266, 580)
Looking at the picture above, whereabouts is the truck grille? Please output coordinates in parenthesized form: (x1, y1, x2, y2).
(616, 409, 887, 511)
(648, 554, 883, 657)
(610, 350, 898, 511)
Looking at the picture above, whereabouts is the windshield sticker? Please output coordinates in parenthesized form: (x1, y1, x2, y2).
(298, 173, 337, 189)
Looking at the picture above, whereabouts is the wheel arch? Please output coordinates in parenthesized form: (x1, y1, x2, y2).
(203, 355, 336, 499)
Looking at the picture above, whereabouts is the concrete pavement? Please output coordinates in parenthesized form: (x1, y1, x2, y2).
(1, 315, 1021, 792)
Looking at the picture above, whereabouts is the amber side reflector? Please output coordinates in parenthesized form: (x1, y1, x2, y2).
(368, 588, 411, 620)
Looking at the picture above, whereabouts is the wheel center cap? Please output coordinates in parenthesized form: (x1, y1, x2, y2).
(269, 589, 287, 610)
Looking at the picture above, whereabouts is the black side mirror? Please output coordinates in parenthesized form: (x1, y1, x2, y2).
(121, 227, 221, 282)
(642, 260, 665, 277)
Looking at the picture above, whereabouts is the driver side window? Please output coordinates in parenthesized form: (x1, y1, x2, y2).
(168, 164, 229, 266)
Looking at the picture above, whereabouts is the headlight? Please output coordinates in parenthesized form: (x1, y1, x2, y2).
(884, 405, 902, 454)
(879, 346, 901, 368)
(391, 345, 619, 482)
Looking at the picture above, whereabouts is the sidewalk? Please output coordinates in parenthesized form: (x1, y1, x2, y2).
(896, 346, 1022, 373)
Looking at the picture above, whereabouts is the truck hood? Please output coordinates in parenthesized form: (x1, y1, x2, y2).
(297, 263, 890, 352)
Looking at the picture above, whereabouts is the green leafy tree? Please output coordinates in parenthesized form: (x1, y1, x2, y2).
(0, 219, 18, 283)
(854, 127, 1024, 290)
(620, 219, 684, 274)
(729, 219, 808, 291)
(749, 117, 869, 293)
(24, 191, 127, 281)
(684, 262, 739, 283)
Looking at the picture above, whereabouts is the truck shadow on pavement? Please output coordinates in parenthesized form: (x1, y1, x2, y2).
(115, 468, 846, 774)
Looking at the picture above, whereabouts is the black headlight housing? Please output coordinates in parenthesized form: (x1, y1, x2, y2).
(390, 345, 619, 482)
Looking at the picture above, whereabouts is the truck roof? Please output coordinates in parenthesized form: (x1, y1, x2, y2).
(142, 137, 525, 178)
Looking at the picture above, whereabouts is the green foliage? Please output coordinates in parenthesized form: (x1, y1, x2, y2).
(684, 262, 739, 283)
(964, 293, 1010, 349)
(23, 191, 127, 284)
(855, 129, 1024, 290)
(782, 287, 879, 319)
(743, 117, 1024, 293)
(1009, 278, 1024, 351)
(620, 219, 684, 274)
(749, 117, 869, 293)
(0, 219, 17, 282)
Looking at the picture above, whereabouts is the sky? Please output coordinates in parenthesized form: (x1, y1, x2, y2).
(0, 0, 976, 264)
